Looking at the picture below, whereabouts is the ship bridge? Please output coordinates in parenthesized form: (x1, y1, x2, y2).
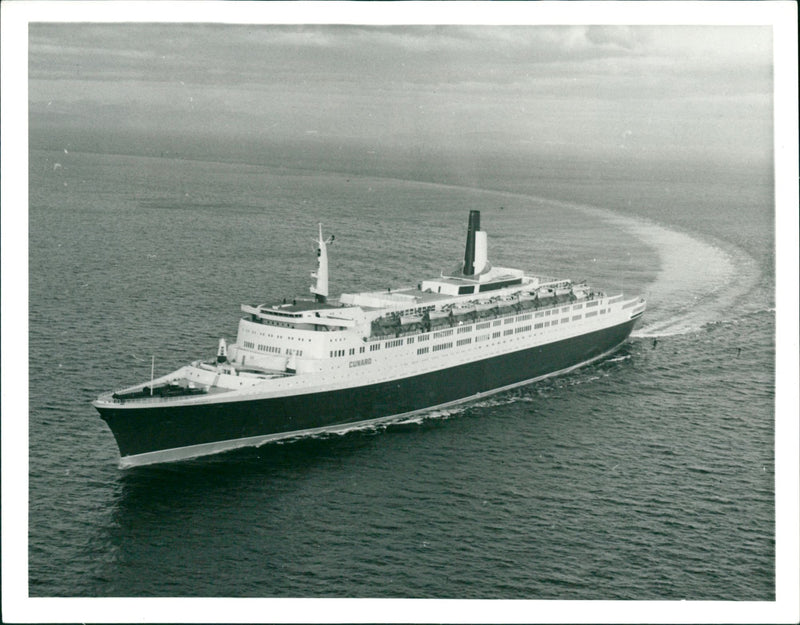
(241, 300, 364, 330)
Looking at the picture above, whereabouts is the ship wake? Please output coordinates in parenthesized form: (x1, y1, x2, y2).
(545, 199, 761, 337)
(425, 182, 764, 338)
(271, 407, 469, 444)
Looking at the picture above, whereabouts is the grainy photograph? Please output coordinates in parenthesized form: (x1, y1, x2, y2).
(3, 1, 797, 623)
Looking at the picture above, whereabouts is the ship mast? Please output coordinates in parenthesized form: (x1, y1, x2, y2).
(310, 223, 334, 303)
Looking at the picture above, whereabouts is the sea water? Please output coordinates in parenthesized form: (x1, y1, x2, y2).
(26, 147, 774, 599)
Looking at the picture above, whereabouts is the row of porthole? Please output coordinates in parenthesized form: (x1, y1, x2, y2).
(324, 320, 601, 374)
(396, 318, 598, 361)
(320, 307, 612, 363)
(367, 304, 595, 347)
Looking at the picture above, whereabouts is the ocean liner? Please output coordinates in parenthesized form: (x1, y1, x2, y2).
(95, 210, 645, 468)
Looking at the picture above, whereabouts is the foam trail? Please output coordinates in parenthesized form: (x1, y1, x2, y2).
(544, 199, 760, 336)
(271, 407, 467, 445)
(420, 182, 762, 337)
(335, 178, 761, 337)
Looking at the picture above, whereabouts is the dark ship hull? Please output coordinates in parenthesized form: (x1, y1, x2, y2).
(98, 315, 640, 467)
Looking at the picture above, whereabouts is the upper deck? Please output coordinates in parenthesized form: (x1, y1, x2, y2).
(241, 300, 364, 330)
(238, 210, 598, 338)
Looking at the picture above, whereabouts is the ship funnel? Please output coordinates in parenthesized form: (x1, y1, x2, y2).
(462, 210, 488, 276)
(463, 210, 480, 275)
(474, 231, 488, 275)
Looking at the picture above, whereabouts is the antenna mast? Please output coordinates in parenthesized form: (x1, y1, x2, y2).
(310, 224, 334, 303)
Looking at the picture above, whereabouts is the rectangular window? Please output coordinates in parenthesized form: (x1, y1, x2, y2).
(418, 334, 430, 342)
(370, 343, 381, 351)
(476, 322, 491, 330)
(504, 328, 513, 336)
(573, 315, 582, 321)
(535, 312, 544, 318)
(586, 300, 598, 308)
(586, 311, 598, 318)
(457, 325, 472, 334)
(478, 278, 522, 292)
(493, 320, 502, 327)
(456, 337, 472, 346)
(504, 317, 514, 325)
(417, 347, 429, 355)
(573, 304, 583, 310)
(407, 337, 415, 344)
(534, 322, 543, 329)
(492, 331, 501, 338)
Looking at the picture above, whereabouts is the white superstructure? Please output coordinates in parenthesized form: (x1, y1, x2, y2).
(98, 211, 645, 406)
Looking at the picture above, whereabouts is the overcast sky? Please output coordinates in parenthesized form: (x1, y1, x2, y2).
(29, 23, 773, 162)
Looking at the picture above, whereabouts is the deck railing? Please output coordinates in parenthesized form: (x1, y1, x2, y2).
(367, 291, 607, 342)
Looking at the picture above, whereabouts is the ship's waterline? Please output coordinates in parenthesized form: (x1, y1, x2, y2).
(103, 321, 638, 467)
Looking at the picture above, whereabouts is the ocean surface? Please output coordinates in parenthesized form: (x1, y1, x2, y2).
(26, 146, 775, 600)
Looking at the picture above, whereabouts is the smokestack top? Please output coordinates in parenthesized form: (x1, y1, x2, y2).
(463, 210, 481, 276)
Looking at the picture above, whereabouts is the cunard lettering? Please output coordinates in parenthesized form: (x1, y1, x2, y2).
(349, 358, 372, 368)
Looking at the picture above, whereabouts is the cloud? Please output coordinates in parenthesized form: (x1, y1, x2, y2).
(585, 26, 648, 51)
(28, 24, 773, 162)
(29, 24, 771, 91)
